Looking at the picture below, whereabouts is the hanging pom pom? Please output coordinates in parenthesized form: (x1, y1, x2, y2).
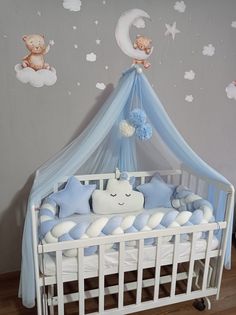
(128, 109, 146, 128)
(135, 123, 152, 141)
(119, 120, 135, 137)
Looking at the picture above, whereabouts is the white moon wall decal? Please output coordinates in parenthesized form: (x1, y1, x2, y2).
(115, 9, 153, 60)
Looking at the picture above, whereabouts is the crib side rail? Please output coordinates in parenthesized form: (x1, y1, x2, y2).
(38, 222, 225, 254)
(39, 222, 226, 315)
(181, 164, 234, 300)
(181, 164, 234, 198)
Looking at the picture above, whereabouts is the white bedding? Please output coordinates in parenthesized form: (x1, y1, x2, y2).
(40, 237, 219, 277)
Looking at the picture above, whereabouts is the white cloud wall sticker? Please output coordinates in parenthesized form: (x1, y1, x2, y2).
(63, 0, 82, 12)
(15, 64, 57, 88)
(231, 21, 236, 28)
(185, 95, 194, 102)
(184, 70, 195, 80)
(226, 82, 236, 101)
(202, 44, 215, 56)
(174, 1, 186, 13)
(132, 17, 146, 28)
(86, 52, 97, 62)
(96, 82, 106, 90)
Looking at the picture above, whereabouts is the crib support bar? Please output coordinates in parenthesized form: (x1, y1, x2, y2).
(56, 251, 64, 315)
(49, 271, 198, 306)
(99, 244, 105, 314)
(170, 234, 180, 297)
(136, 239, 144, 304)
(202, 230, 214, 291)
(64, 288, 218, 315)
(186, 232, 197, 294)
(118, 241, 125, 309)
(78, 248, 85, 315)
(154, 237, 162, 301)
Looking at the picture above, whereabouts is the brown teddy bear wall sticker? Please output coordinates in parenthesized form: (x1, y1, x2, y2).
(15, 34, 57, 87)
(22, 34, 51, 71)
(133, 35, 152, 69)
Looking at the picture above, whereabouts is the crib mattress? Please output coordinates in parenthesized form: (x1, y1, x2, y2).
(40, 237, 219, 277)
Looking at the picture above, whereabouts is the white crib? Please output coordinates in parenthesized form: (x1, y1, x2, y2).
(31, 167, 234, 315)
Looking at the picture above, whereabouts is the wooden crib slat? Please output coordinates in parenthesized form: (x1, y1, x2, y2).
(78, 248, 85, 315)
(167, 175, 171, 184)
(186, 232, 197, 294)
(140, 177, 145, 184)
(214, 189, 220, 211)
(187, 174, 191, 188)
(99, 179, 104, 190)
(202, 230, 214, 291)
(170, 234, 180, 298)
(56, 251, 64, 315)
(154, 237, 162, 301)
(118, 241, 125, 309)
(136, 239, 144, 304)
(195, 177, 200, 194)
(99, 244, 105, 314)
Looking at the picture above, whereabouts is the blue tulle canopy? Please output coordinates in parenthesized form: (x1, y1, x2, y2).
(19, 65, 234, 308)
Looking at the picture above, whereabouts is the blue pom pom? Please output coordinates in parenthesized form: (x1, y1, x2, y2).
(135, 123, 153, 141)
(128, 109, 146, 128)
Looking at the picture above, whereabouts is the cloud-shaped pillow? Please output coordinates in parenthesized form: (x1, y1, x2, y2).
(92, 178, 144, 215)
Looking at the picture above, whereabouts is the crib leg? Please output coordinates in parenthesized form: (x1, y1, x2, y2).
(193, 296, 211, 311)
(48, 285, 55, 315)
(36, 286, 43, 315)
(203, 296, 211, 310)
(42, 293, 49, 315)
(194, 263, 200, 289)
(210, 257, 217, 287)
(193, 298, 206, 311)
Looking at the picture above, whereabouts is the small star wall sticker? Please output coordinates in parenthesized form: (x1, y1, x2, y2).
(165, 22, 180, 40)
(49, 40, 55, 46)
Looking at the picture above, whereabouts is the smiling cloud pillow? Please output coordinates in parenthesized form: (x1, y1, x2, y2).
(92, 178, 144, 215)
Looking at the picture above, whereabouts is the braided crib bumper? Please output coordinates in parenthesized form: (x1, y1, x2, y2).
(39, 190, 214, 257)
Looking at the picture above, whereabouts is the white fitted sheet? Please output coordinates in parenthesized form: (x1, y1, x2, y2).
(40, 237, 219, 277)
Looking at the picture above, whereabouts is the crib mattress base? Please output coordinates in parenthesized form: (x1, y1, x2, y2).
(40, 237, 219, 277)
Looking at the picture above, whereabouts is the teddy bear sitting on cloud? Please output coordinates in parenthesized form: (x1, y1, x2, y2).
(15, 34, 57, 87)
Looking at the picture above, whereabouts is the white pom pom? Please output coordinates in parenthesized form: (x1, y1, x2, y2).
(119, 120, 135, 137)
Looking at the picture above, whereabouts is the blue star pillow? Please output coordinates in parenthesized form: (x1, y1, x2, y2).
(50, 176, 96, 218)
(137, 173, 175, 209)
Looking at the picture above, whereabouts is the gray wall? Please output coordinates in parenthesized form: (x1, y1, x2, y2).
(0, 0, 236, 273)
